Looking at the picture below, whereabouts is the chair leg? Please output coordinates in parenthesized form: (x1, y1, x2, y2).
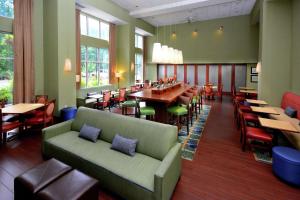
(186, 115, 189, 134)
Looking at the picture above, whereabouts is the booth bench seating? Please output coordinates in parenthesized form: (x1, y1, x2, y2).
(42, 107, 181, 200)
(270, 92, 300, 149)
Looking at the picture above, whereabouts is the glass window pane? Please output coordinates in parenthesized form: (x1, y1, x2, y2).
(135, 34, 138, 48)
(87, 17, 99, 38)
(87, 62, 97, 87)
(0, 33, 14, 103)
(0, 0, 14, 18)
(80, 45, 86, 61)
(80, 14, 87, 35)
(135, 53, 143, 82)
(99, 48, 109, 63)
(99, 63, 109, 85)
(80, 62, 86, 88)
(138, 35, 143, 49)
(100, 22, 109, 41)
(87, 47, 97, 61)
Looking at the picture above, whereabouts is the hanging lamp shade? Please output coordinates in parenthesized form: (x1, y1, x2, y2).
(161, 45, 169, 63)
(152, 42, 162, 63)
(168, 47, 174, 63)
(178, 51, 183, 64)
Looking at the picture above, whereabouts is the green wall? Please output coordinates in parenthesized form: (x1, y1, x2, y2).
(33, 0, 44, 95)
(258, 0, 298, 106)
(43, 0, 76, 113)
(146, 15, 259, 64)
(291, 0, 300, 94)
(145, 15, 259, 81)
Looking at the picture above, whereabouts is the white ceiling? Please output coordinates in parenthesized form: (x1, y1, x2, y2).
(111, 0, 256, 26)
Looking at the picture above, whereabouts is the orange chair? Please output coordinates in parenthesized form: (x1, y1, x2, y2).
(95, 91, 111, 111)
(111, 88, 126, 107)
(204, 85, 214, 100)
(1, 109, 22, 144)
(25, 99, 56, 129)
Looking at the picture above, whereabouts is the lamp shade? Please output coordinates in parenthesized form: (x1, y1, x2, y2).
(256, 62, 261, 73)
(161, 45, 169, 63)
(178, 51, 183, 64)
(152, 42, 161, 63)
(115, 72, 121, 78)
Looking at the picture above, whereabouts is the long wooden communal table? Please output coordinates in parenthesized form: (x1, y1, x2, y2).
(127, 83, 192, 123)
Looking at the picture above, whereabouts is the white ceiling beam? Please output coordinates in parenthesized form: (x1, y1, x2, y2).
(129, 0, 239, 18)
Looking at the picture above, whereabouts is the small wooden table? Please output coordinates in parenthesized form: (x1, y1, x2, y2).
(250, 106, 279, 115)
(239, 87, 255, 90)
(259, 118, 299, 133)
(240, 90, 258, 94)
(2, 103, 44, 114)
(246, 99, 268, 105)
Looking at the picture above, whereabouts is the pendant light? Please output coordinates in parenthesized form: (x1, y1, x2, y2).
(152, 25, 162, 63)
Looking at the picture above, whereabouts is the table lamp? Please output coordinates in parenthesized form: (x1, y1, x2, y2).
(115, 72, 121, 89)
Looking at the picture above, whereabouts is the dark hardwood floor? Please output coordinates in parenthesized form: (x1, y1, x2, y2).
(0, 96, 299, 200)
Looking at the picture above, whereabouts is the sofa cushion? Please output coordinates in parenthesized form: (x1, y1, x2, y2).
(71, 107, 178, 161)
(47, 131, 161, 192)
(111, 134, 138, 156)
(79, 124, 101, 142)
(285, 106, 297, 118)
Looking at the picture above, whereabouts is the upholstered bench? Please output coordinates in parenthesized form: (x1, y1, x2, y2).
(272, 146, 300, 186)
(36, 169, 98, 200)
(14, 158, 72, 200)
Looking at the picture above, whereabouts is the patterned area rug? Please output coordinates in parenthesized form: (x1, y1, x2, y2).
(178, 105, 211, 161)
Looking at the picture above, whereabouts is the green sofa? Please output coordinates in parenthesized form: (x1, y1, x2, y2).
(42, 107, 181, 200)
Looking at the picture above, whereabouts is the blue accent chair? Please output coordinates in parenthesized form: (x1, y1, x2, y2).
(272, 146, 300, 186)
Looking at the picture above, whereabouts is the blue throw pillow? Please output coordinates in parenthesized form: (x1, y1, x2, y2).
(111, 134, 138, 156)
(79, 124, 101, 142)
(285, 106, 297, 118)
(243, 101, 251, 107)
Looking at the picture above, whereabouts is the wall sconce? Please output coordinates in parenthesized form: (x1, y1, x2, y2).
(64, 58, 72, 72)
(256, 62, 261, 73)
(76, 75, 80, 83)
(192, 29, 198, 37)
(115, 72, 121, 89)
(171, 31, 176, 38)
(218, 26, 224, 32)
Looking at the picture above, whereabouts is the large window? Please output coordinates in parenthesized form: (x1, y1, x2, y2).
(0, 33, 13, 103)
(0, 0, 13, 18)
(81, 46, 109, 88)
(80, 13, 109, 41)
(135, 53, 143, 82)
(135, 34, 143, 49)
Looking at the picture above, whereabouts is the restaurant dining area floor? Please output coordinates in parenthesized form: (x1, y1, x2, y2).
(1, 96, 299, 200)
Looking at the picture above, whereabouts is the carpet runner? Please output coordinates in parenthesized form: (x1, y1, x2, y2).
(178, 105, 211, 161)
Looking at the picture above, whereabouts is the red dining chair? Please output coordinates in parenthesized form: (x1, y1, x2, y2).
(25, 99, 56, 129)
(111, 88, 126, 107)
(95, 91, 111, 111)
(239, 110, 273, 152)
(28, 95, 49, 117)
(35, 95, 48, 104)
(204, 85, 214, 100)
(0, 109, 22, 144)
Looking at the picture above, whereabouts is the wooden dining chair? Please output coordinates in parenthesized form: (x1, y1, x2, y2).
(35, 95, 48, 104)
(111, 88, 126, 107)
(95, 91, 111, 111)
(0, 108, 22, 144)
(204, 85, 214, 100)
(25, 99, 56, 129)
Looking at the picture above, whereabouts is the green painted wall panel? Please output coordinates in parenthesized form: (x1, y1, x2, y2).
(146, 15, 259, 64)
(33, 0, 44, 95)
(259, 0, 292, 106)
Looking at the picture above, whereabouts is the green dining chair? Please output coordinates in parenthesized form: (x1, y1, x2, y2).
(167, 95, 191, 134)
(135, 99, 155, 120)
(121, 99, 136, 115)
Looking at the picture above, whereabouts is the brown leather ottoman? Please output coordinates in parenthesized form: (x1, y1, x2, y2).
(14, 158, 72, 200)
(36, 169, 98, 200)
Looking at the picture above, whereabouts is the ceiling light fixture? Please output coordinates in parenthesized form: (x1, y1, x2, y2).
(192, 28, 198, 36)
(218, 26, 224, 32)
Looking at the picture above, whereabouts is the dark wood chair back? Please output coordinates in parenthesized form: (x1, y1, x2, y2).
(119, 88, 126, 102)
(35, 95, 48, 104)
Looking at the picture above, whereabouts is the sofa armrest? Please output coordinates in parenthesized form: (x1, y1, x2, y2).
(42, 120, 73, 141)
(154, 143, 181, 200)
